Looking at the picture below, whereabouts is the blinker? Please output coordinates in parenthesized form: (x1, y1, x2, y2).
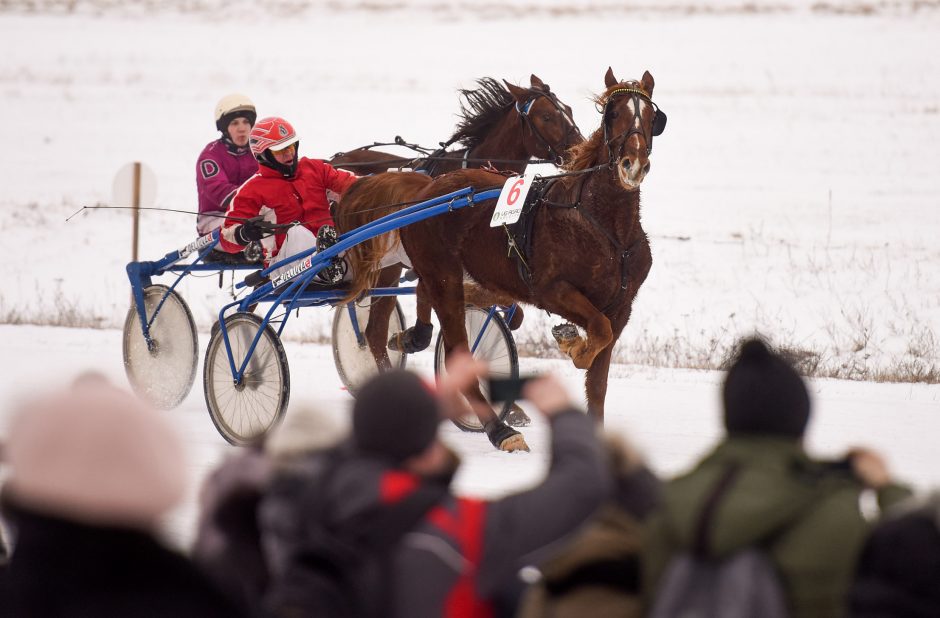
(652, 109, 667, 136)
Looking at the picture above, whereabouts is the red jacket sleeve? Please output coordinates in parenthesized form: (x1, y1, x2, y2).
(218, 184, 262, 253)
(321, 161, 358, 196)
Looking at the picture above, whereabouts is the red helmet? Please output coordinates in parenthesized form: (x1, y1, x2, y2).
(250, 117, 301, 176)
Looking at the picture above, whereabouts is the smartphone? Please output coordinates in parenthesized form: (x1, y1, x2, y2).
(488, 375, 536, 402)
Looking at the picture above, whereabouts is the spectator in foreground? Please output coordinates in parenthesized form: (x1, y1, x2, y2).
(848, 492, 940, 617)
(191, 401, 348, 614)
(258, 353, 609, 617)
(0, 374, 244, 617)
(516, 434, 661, 618)
(642, 337, 911, 618)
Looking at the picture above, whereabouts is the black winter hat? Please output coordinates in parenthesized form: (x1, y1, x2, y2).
(722, 338, 810, 439)
(352, 370, 441, 463)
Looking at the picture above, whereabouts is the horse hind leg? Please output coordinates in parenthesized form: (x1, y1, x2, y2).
(388, 279, 435, 354)
(425, 271, 529, 452)
(363, 266, 403, 370)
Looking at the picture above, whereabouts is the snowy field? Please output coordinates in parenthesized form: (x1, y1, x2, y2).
(0, 1, 938, 547)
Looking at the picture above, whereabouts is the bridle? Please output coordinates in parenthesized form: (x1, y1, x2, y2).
(599, 85, 667, 168)
(516, 90, 584, 165)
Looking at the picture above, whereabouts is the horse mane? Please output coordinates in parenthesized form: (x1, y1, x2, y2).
(450, 78, 516, 149)
(561, 81, 643, 187)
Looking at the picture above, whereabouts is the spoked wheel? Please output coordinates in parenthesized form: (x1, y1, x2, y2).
(434, 306, 519, 432)
(123, 284, 198, 409)
(332, 299, 407, 396)
(203, 312, 290, 446)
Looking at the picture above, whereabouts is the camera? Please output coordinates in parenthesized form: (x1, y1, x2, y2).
(487, 375, 537, 402)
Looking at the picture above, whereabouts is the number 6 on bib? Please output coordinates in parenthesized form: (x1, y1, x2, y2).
(490, 170, 538, 227)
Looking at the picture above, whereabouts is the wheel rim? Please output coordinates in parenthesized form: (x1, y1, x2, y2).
(123, 285, 197, 409)
(206, 315, 286, 445)
(436, 307, 517, 431)
(332, 300, 406, 396)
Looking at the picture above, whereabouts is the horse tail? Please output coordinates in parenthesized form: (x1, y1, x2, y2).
(335, 172, 434, 303)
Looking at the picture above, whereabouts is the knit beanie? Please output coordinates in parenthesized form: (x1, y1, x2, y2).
(722, 338, 810, 439)
(352, 370, 441, 463)
(4, 375, 187, 528)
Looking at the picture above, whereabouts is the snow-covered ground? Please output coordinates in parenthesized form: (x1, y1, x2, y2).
(2, 0, 939, 378)
(0, 1, 938, 547)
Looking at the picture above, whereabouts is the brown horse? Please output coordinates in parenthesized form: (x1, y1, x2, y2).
(379, 68, 665, 450)
(334, 76, 583, 385)
(330, 74, 582, 176)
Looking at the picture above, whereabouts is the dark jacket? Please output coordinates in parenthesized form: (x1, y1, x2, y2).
(0, 497, 245, 618)
(260, 408, 608, 618)
(515, 463, 660, 618)
(848, 494, 940, 617)
(642, 436, 911, 618)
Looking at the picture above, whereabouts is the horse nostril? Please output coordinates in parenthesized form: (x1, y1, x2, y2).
(643, 162, 651, 173)
(622, 158, 632, 170)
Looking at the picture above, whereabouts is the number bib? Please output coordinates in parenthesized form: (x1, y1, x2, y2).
(490, 170, 538, 227)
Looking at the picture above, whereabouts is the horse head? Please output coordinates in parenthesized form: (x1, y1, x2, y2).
(599, 68, 667, 190)
(504, 74, 584, 164)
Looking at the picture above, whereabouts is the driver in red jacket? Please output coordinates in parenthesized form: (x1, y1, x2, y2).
(219, 116, 358, 283)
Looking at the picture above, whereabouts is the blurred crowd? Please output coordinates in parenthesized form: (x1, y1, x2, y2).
(1, 338, 937, 617)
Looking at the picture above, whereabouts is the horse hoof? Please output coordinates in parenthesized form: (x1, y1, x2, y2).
(551, 322, 579, 343)
(506, 404, 531, 427)
(484, 420, 529, 452)
(499, 434, 530, 452)
(387, 321, 433, 354)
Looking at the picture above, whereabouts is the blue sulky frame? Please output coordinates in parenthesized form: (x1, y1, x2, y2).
(125, 186, 517, 392)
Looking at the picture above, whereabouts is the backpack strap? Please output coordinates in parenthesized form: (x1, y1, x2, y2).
(692, 462, 742, 559)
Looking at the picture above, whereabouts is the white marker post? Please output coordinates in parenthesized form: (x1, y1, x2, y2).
(112, 161, 157, 262)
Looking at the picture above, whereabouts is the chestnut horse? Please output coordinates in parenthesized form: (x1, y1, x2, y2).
(334, 76, 583, 399)
(330, 74, 582, 176)
(341, 69, 666, 451)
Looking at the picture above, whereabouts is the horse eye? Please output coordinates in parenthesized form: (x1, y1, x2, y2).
(609, 111, 619, 119)
(542, 114, 552, 121)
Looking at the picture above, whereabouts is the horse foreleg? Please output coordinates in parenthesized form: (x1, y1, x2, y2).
(584, 342, 614, 423)
(430, 278, 529, 452)
(541, 282, 613, 370)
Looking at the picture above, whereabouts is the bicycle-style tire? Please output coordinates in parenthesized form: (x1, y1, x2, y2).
(332, 300, 408, 396)
(122, 284, 198, 409)
(203, 312, 290, 446)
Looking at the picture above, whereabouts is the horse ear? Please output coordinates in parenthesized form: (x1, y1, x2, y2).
(503, 80, 529, 104)
(604, 67, 618, 88)
(530, 74, 548, 91)
(641, 70, 655, 96)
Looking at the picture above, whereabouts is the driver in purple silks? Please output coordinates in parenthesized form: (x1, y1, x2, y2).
(196, 94, 261, 263)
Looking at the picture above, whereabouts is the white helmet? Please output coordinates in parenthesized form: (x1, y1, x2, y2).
(214, 93, 257, 133)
